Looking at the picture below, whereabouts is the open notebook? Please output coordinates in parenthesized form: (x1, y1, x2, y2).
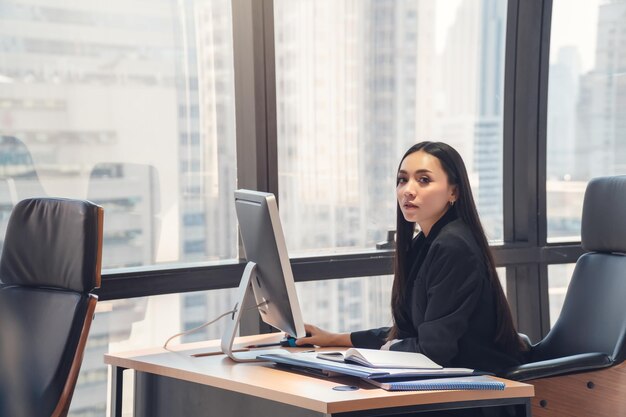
(316, 348, 441, 369)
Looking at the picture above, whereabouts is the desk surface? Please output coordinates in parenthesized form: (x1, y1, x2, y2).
(105, 333, 534, 415)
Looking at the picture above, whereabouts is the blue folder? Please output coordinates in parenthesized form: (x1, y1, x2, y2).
(363, 375, 506, 391)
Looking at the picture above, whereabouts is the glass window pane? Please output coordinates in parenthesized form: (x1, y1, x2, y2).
(78, 270, 510, 416)
(72, 288, 238, 416)
(274, 0, 507, 256)
(0, 0, 238, 268)
(547, 263, 575, 327)
(298, 275, 394, 333)
(547, 0, 626, 242)
(299, 268, 507, 334)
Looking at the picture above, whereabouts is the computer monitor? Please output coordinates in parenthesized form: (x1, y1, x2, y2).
(221, 189, 306, 362)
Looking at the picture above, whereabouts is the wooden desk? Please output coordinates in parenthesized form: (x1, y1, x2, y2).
(105, 334, 534, 417)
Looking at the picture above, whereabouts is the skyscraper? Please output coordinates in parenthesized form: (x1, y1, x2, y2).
(547, 46, 581, 180)
(575, 0, 626, 180)
(436, 0, 506, 240)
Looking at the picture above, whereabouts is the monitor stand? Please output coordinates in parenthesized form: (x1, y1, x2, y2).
(220, 261, 288, 362)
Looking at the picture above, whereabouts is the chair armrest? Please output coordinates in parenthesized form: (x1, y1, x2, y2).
(502, 352, 613, 381)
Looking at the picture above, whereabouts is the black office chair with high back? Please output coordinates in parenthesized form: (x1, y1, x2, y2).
(503, 176, 626, 416)
(0, 198, 103, 417)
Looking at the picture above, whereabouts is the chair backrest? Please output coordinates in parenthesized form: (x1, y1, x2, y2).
(0, 198, 103, 417)
(532, 176, 626, 364)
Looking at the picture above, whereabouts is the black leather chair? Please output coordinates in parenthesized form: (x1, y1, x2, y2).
(0, 198, 104, 417)
(503, 176, 626, 416)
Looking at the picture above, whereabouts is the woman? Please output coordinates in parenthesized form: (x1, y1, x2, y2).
(296, 141, 525, 375)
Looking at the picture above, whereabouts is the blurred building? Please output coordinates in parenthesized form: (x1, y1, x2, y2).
(575, 0, 626, 180)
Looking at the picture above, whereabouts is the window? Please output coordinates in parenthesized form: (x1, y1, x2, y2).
(274, 0, 508, 256)
(297, 275, 394, 333)
(0, 2, 237, 416)
(273, 0, 508, 348)
(77, 288, 239, 416)
(0, 0, 572, 415)
(547, 264, 575, 326)
(546, 0, 626, 242)
(0, 0, 238, 268)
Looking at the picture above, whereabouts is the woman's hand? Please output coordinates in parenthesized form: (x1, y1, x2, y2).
(295, 323, 353, 347)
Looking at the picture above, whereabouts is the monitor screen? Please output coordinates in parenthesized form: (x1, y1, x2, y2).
(232, 189, 305, 337)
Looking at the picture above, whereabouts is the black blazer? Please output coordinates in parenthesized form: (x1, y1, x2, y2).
(351, 207, 520, 374)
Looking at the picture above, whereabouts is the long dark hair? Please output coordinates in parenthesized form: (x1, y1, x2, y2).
(389, 141, 524, 355)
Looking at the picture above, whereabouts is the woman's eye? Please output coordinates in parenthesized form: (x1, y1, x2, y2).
(396, 177, 407, 185)
(418, 177, 431, 184)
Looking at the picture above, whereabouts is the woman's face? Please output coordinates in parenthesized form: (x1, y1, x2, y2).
(396, 150, 457, 236)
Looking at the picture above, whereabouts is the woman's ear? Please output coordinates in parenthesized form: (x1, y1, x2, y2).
(449, 184, 458, 203)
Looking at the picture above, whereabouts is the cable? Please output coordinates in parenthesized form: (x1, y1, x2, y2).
(162, 300, 269, 350)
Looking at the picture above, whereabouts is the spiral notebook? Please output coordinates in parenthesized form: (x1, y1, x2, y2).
(363, 375, 505, 392)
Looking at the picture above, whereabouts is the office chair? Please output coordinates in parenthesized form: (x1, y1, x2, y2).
(0, 198, 104, 417)
(503, 176, 626, 417)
